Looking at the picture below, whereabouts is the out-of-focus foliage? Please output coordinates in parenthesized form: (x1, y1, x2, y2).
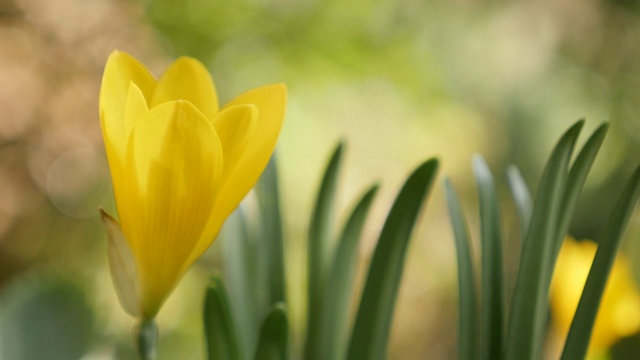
(447, 122, 640, 360)
(0, 0, 639, 358)
(211, 144, 438, 360)
(0, 279, 94, 359)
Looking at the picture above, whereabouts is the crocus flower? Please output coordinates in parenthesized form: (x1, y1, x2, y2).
(98, 50, 286, 320)
(550, 236, 640, 358)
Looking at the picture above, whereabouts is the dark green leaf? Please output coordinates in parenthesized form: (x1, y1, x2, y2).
(505, 120, 583, 360)
(305, 141, 344, 358)
(561, 164, 640, 360)
(255, 153, 287, 306)
(346, 158, 439, 360)
(314, 184, 380, 360)
(222, 208, 259, 360)
(506, 165, 532, 242)
(551, 123, 609, 272)
(444, 178, 478, 360)
(204, 275, 241, 360)
(473, 155, 504, 360)
(254, 303, 288, 360)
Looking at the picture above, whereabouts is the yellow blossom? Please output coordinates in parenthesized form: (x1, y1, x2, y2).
(98, 50, 286, 320)
(550, 236, 640, 357)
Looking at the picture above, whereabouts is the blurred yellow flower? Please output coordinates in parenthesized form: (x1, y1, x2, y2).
(550, 236, 640, 358)
(98, 50, 286, 320)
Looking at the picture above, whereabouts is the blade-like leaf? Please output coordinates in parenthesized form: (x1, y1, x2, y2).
(444, 178, 478, 360)
(255, 153, 287, 306)
(561, 164, 640, 360)
(305, 141, 344, 358)
(314, 184, 380, 360)
(506, 166, 532, 242)
(505, 120, 583, 360)
(551, 123, 609, 270)
(346, 158, 439, 360)
(222, 208, 259, 360)
(473, 155, 504, 360)
(254, 304, 288, 360)
(204, 275, 240, 360)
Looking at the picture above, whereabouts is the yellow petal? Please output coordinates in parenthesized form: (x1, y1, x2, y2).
(99, 50, 156, 161)
(551, 237, 640, 353)
(185, 84, 286, 265)
(124, 82, 149, 140)
(100, 208, 140, 318)
(212, 104, 258, 170)
(181, 104, 257, 266)
(107, 83, 149, 222)
(150, 57, 218, 121)
(120, 100, 223, 318)
(216, 84, 286, 218)
(592, 256, 640, 348)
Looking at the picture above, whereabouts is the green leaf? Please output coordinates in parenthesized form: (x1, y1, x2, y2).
(314, 184, 380, 360)
(305, 141, 344, 358)
(505, 120, 584, 360)
(254, 303, 289, 360)
(473, 155, 504, 360)
(223, 153, 288, 359)
(551, 123, 609, 271)
(444, 178, 478, 360)
(255, 153, 287, 306)
(204, 275, 241, 360)
(222, 208, 259, 360)
(346, 158, 439, 360)
(506, 165, 532, 242)
(560, 164, 640, 360)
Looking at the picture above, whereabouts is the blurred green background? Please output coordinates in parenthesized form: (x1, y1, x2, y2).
(0, 0, 639, 359)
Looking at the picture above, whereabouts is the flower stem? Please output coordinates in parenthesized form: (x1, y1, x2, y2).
(135, 319, 158, 360)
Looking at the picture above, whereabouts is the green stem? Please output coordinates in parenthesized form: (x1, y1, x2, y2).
(135, 319, 158, 360)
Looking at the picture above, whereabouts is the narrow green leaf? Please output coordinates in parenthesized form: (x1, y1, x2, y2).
(314, 184, 380, 360)
(255, 154, 287, 306)
(444, 178, 478, 360)
(551, 123, 609, 269)
(254, 304, 289, 360)
(204, 275, 240, 360)
(305, 141, 344, 358)
(473, 155, 504, 360)
(222, 208, 259, 360)
(346, 158, 439, 360)
(506, 165, 532, 242)
(223, 153, 289, 359)
(505, 120, 583, 360)
(561, 164, 640, 360)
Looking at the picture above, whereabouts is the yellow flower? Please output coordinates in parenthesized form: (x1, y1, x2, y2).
(550, 236, 640, 357)
(98, 50, 286, 320)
